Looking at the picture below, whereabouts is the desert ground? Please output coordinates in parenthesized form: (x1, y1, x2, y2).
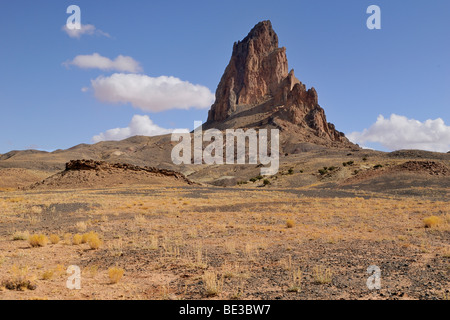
(0, 150, 448, 300)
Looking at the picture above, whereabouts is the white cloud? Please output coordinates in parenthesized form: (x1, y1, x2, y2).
(62, 24, 110, 39)
(64, 53, 142, 73)
(347, 114, 450, 153)
(92, 115, 184, 143)
(91, 73, 215, 112)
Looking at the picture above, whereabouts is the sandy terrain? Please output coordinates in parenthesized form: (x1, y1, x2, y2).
(0, 182, 448, 300)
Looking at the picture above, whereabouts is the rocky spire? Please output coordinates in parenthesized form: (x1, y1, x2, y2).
(206, 20, 354, 147)
(208, 21, 289, 122)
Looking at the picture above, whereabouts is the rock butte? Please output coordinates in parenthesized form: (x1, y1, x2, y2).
(204, 20, 356, 150)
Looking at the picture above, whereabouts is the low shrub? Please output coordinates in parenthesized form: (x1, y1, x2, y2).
(108, 267, 124, 284)
(423, 216, 442, 228)
(29, 234, 48, 247)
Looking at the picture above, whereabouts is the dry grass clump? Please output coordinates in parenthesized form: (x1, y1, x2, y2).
(41, 269, 54, 280)
(423, 216, 442, 228)
(84, 265, 99, 277)
(89, 236, 102, 250)
(280, 255, 293, 271)
(72, 234, 83, 245)
(134, 214, 147, 225)
(108, 267, 124, 284)
(148, 235, 158, 250)
(28, 234, 48, 247)
(81, 232, 90, 244)
(224, 239, 236, 254)
(287, 267, 302, 292)
(83, 232, 102, 249)
(313, 265, 333, 284)
(28, 215, 40, 226)
(442, 247, 450, 258)
(6, 197, 24, 203)
(63, 233, 72, 245)
(12, 230, 29, 241)
(2, 265, 36, 291)
(30, 206, 43, 214)
(49, 234, 60, 244)
(286, 219, 295, 228)
(54, 264, 66, 277)
(76, 221, 87, 232)
(108, 238, 123, 257)
(203, 271, 223, 297)
(194, 247, 208, 269)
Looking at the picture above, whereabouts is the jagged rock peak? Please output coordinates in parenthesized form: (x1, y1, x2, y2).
(234, 20, 279, 56)
(205, 20, 355, 148)
(207, 20, 289, 122)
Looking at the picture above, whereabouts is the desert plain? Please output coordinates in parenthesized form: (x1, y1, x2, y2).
(0, 147, 448, 300)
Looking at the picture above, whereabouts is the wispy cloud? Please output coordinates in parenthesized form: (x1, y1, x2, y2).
(92, 115, 184, 143)
(62, 24, 110, 39)
(347, 114, 450, 153)
(91, 73, 215, 112)
(64, 53, 142, 73)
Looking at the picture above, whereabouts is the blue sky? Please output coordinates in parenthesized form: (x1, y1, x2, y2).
(0, 0, 449, 153)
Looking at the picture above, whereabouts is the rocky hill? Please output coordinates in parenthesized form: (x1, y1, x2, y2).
(25, 159, 194, 190)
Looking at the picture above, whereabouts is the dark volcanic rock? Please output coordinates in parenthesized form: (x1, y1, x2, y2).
(24, 159, 196, 190)
(65, 159, 193, 182)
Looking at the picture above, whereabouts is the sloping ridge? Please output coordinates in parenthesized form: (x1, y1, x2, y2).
(0, 168, 52, 189)
(342, 161, 450, 186)
(25, 159, 195, 190)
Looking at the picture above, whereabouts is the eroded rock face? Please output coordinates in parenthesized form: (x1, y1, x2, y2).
(206, 20, 352, 147)
(208, 21, 287, 122)
(64, 159, 194, 183)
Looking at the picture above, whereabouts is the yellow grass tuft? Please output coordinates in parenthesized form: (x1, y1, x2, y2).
(81, 232, 90, 244)
(76, 221, 87, 232)
(41, 269, 54, 280)
(12, 230, 29, 241)
(148, 235, 158, 250)
(313, 265, 333, 284)
(423, 216, 442, 228)
(63, 233, 72, 245)
(224, 239, 236, 254)
(134, 214, 147, 225)
(5, 265, 36, 290)
(72, 234, 83, 245)
(49, 234, 60, 244)
(85, 232, 102, 249)
(28, 234, 48, 247)
(30, 206, 43, 214)
(288, 267, 302, 292)
(108, 267, 124, 284)
(286, 219, 295, 228)
(203, 271, 223, 297)
(54, 264, 66, 277)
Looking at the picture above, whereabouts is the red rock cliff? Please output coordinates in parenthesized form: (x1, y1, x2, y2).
(206, 20, 354, 147)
